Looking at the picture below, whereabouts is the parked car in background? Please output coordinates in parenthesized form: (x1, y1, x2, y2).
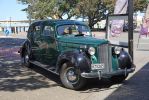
(19, 20, 135, 90)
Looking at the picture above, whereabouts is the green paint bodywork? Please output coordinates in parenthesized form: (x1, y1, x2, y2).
(57, 36, 108, 45)
(91, 55, 98, 64)
(28, 20, 119, 73)
(112, 55, 119, 71)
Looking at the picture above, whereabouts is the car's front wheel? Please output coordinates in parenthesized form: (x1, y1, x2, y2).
(60, 62, 86, 90)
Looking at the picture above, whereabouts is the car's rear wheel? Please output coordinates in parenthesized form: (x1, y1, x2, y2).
(60, 62, 86, 90)
(22, 47, 31, 67)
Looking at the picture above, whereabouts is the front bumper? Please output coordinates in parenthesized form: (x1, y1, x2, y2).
(81, 64, 135, 79)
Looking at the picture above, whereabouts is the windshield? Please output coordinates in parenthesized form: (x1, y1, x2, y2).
(57, 24, 91, 36)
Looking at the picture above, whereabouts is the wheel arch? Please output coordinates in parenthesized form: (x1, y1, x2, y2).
(20, 40, 31, 58)
(56, 50, 91, 74)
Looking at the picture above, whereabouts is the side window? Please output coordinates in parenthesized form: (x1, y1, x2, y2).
(34, 26, 41, 34)
(33, 25, 41, 41)
(42, 25, 54, 37)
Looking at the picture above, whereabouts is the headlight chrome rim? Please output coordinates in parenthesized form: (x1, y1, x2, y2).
(88, 47, 95, 55)
(114, 47, 121, 54)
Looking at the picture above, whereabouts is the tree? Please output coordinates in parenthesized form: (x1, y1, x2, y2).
(75, 0, 148, 28)
(18, 0, 148, 28)
(134, 0, 148, 12)
(75, 0, 115, 29)
(17, 0, 78, 20)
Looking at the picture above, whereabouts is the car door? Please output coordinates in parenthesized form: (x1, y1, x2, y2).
(40, 22, 58, 67)
(30, 22, 43, 61)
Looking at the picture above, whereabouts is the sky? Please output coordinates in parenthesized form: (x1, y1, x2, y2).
(0, 0, 145, 21)
(0, 0, 27, 21)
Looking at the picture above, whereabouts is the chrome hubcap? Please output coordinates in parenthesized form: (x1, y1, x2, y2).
(66, 68, 78, 83)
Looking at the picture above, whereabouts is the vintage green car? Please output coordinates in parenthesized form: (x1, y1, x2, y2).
(19, 20, 135, 90)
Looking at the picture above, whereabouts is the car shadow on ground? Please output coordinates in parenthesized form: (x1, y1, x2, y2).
(0, 38, 60, 92)
(104, 62, 149, 100)
(0, 38, 25, 47)
(29, 65, 62, 86)
(79, 77, 120, 93)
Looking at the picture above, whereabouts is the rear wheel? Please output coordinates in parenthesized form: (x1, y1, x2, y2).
(22, 46, 31, 67)
(60, 62, 86, 90)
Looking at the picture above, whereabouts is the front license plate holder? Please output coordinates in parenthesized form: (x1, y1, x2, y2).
(91, 63, 104, 70)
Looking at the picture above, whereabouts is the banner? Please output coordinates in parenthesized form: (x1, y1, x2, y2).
(111, 0, 128, 37)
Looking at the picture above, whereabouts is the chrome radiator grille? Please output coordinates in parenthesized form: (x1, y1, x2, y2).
(98, 44, 112, 73)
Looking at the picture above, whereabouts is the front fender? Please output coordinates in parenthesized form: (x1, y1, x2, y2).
(56, 50, 91, 74)
(118, 50, 133, 69)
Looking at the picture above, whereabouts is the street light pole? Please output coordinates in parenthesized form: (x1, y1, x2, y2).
(128, 0, 134, 61)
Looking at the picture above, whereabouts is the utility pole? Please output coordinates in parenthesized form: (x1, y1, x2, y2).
(128, 0, 134, 61)
(28, 5, 32, 25)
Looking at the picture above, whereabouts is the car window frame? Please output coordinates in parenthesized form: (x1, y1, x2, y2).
(42, 25, 54, 37)
(56, 24, 92, 37)
(31, 22, 42, 41)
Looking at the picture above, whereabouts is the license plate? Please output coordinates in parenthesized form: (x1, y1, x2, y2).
(91, 63, 104, 70)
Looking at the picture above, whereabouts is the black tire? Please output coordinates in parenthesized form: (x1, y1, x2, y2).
(111, 74, 128, 84)
(60, 62, 86, 90)
(22, 47, 31, 67)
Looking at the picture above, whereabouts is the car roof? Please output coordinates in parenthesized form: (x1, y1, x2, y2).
(31, 19, 87, 26)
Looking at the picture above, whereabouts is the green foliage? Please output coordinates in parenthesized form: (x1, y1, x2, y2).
(18, 0, 148, 28)
(103, 0, 116, 14)
(17, 0, 78, 19)
(134, 0, 148, 12)
(75, 0, 105, 28)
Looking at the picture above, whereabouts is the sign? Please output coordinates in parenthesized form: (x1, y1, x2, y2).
(110, 0, 128, 37)
(106, 14, 128, 47)
(4, 27, 11, 36)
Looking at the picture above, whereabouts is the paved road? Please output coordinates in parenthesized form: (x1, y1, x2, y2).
(0, 32, 149, 100)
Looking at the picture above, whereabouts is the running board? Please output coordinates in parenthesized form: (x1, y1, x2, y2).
(30, 61, 59, 75)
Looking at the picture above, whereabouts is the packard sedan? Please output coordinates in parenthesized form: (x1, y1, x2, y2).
(19, 20, 135, 90)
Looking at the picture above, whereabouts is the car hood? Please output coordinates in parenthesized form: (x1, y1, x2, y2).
(57, 36, 108, 45)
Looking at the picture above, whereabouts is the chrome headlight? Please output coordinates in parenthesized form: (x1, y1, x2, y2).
(88, 47, 95, 55)
(114, 47, 121, 54)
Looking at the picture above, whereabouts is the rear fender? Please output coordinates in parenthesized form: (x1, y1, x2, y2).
(20, 40, 30, 57)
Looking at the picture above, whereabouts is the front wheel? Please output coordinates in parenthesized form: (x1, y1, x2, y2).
(60, 62, 86, 90)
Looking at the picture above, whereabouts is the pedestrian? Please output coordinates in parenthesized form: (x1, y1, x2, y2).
(5, 29, 9, 36)
(140, 17, 149, 37)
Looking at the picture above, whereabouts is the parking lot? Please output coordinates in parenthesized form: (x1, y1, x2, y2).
(0, 32, 149, 100)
